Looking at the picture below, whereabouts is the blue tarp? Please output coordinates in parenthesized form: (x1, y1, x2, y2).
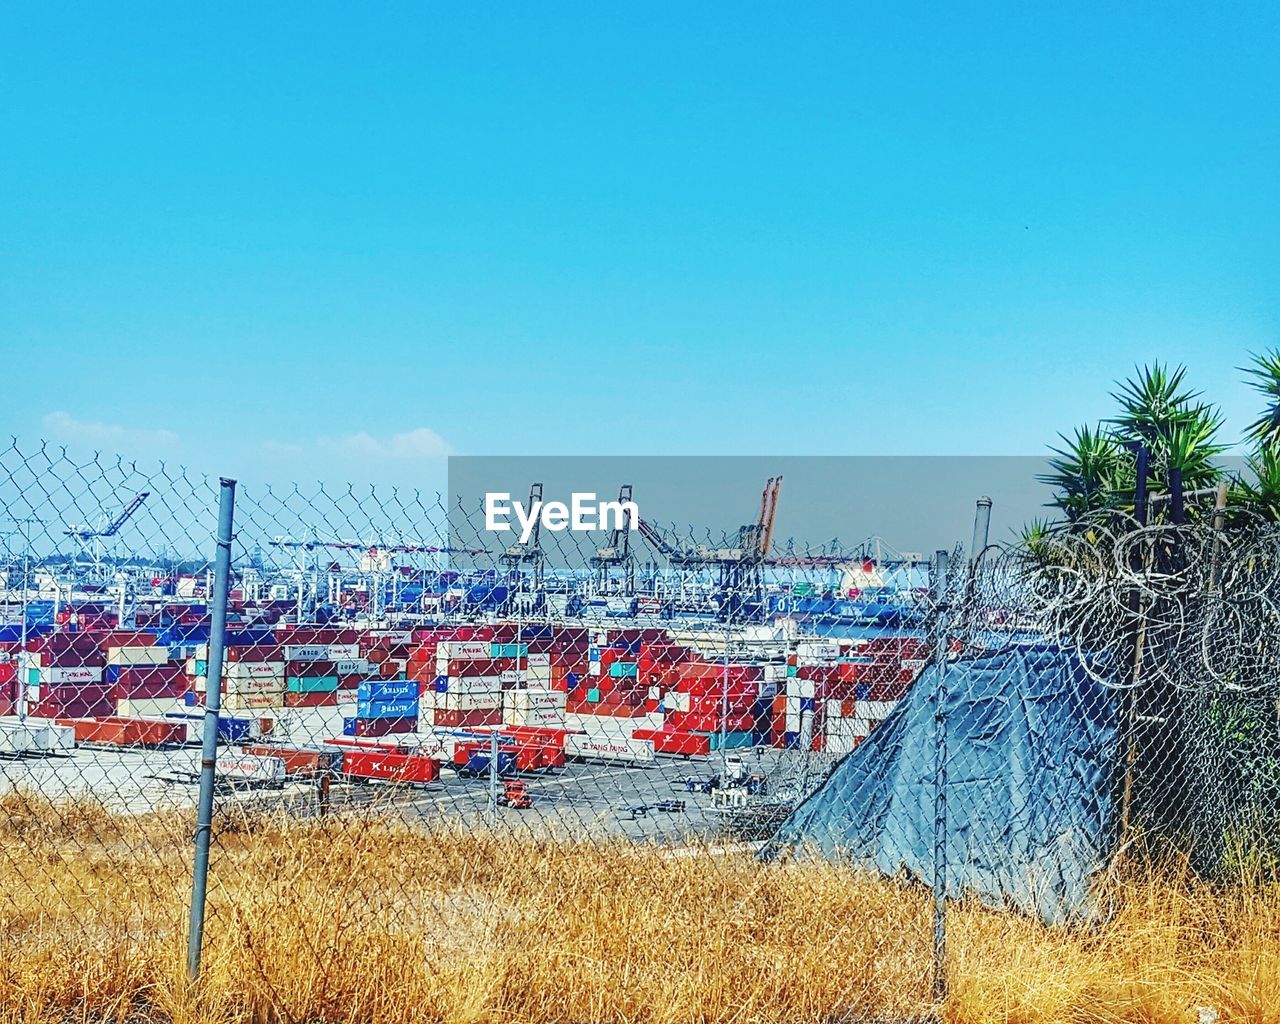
(762, 644, 1121, 924)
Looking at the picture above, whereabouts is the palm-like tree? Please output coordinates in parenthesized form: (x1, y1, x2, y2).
(1242, 349, 1280, 449)
(1040, 364, 1225, 531)
(1107, 362, 1225, 495)
(1039, 424, 1126, 521)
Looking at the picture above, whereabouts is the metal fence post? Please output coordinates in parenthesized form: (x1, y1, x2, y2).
(187, 477, 236, 980)
(931, 548, 950, 1004)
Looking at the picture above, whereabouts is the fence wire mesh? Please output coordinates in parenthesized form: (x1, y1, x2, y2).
(1, 438, 1277, 1022)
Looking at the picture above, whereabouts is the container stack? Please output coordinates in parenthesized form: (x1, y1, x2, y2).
(633, 660, 762, 755)
(106, 631, 186, 717)
(189, 633, 285, 712)
(346, 678, 419, 737)
(420, 637, 507, 729)
(25, 632, 111, 719)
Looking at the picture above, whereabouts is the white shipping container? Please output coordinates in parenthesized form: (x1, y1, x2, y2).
(589, 661, 602, 676)
(764, 663, 787, 681)
(225, 661, 287, 680)
(504, 688, 566, 711)
(369, 630, 413, 645)
(526, 664, 551, 684)
(503, 705, 567, 728)
(785, 678, 816, 699)
(564, 732, 655, 764)
(443, 675, 512, 694)
(422, 689, 501, 712)
(326, 644, 361, 661)
(31, 665, 103, 685)
(855, 700, 898, 721)
(222, 690, 286, 711)
(284, 644, 330, 662)
(216, 752, 285, 783)
(527, 653, 551, 668)
(796, 641, 839, 662)
(499, 669, 526, 685)
(107, 645, 171, 666)
(435, 640, 490, 660)
(334, 658, 371, 676)
(117, 697, 183, 718)
(666, 691, 692, 713)
(197, 674, 284, 695)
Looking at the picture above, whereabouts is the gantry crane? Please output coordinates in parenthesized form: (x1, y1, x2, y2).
(637, 476, 783, 622)
(63, 490, 150, 580)
(499, 482, 546, 615)
(591, 484, 636, 596)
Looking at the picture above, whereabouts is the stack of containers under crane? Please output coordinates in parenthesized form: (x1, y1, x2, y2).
(104, 630, 187, 717)
(24, 631, 111, 719)
(633, 657, 762, 756)
(418, 634, 505, 730)
(188, 626, 284, 713)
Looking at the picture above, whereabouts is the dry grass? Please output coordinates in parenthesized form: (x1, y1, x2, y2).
(0, 791, 1277, 1024)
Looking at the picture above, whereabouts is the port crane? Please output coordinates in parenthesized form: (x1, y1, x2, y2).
(63, 491, 151, 581)
(268, 531, 487, 621)
(591, 484, 636, 596)
(499, 483, 546, 615)
(637, 476, 783, 622)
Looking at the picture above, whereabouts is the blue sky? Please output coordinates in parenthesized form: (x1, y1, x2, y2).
(1, 2, 1277, 486)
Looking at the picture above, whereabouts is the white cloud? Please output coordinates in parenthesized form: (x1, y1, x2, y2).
(263, 427, 452, 462)
(42, 411, 179, 449)
(327, 427, 453, 460)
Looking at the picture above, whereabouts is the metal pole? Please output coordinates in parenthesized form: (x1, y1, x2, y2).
(488, 727, 500, 822)
(187, 477, 236, 981)
(1208, 482, 1229, 592)
(1118, 445, 1150, 841)
(17, 521, 32, 721)
(969, 498, 992, 574)
(720, 622, 730, 777)
(930, 548, 950, 1005)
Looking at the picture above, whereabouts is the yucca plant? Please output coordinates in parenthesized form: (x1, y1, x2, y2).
(1242, 349, 1280, 449)
(1107, 362, 1225, 497)
(1231, 442, 1280, 523)
(1038, 424, 1127, 522)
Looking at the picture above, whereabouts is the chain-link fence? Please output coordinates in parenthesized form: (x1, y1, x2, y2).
(1, 438, 1277, 1022)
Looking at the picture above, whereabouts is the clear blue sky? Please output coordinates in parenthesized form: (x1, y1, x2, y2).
(1, 2, 1276, 484)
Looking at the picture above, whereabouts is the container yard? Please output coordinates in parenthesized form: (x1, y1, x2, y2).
(0, 611, 929, 833)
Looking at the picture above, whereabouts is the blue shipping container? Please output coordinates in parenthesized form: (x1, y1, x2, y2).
(358, 679, 417, 702)
(357, 698, 419, 719)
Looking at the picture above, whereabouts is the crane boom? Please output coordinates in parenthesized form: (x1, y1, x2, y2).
(65, 491, 150, 539)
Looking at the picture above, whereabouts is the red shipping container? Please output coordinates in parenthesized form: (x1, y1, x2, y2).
(665, 711, 756, 733)
(352, 716, 418, 737)
(113, 678, 188, 700)
(430, 708, 502, 728)
(275, 627, 360, 646)
(94, 630, 161, 649)
(63, 716, 186, 746)
(633, 727, 711, 756)
(32, 696, 115, 721)
(223, 644, 285, 663)
(241, 743, 342, 776)
(444, 658, 514, 677)
(284, 690, 338, 708)
(342, 749, 439, 783)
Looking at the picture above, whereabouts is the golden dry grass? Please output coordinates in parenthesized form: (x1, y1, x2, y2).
(0, 791, 1277, 1024)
